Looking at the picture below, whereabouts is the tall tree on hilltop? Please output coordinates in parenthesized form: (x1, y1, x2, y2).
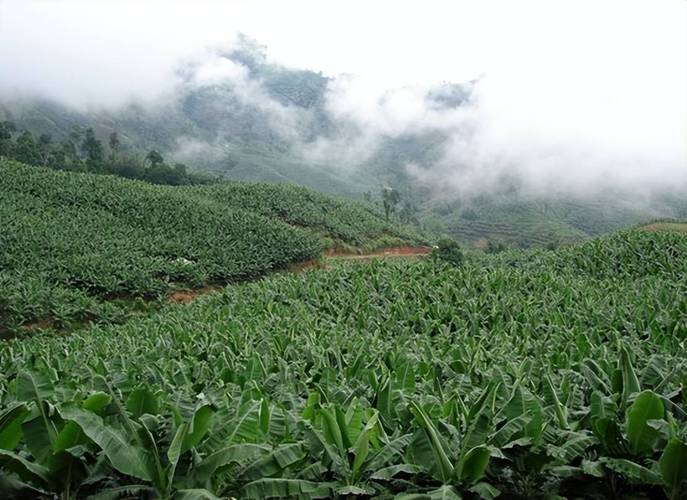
(145, 149, 164, 168)
(381, 186, 401, 221)
(0, 121, 16, 156)
(109, 131, 120, 164)
(81, 128, 104, 170)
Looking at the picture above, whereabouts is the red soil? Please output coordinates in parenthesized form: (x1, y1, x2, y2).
(168, 285, 222, 304)
(329, 246, 432, 260)
(167, 246, 432, 305)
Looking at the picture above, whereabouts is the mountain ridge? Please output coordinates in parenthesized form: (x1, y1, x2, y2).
(2, 36, 685, 247)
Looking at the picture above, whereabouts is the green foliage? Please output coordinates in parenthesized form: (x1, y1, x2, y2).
(660, 438, 687, 500)
(381, 186, 401, 221)
(0, 121, 16, 156)
(440, 195, 687, 250)
(485, 239, 507, 254)
(3, 52, 685, 250)
(431, 238, 463, 266)
(145, 149, 164, 168)
(13, 130, 41, 166)
(0, 124, 216, 186)
(0, 230, 685, 497)
(190, 181, 423, 248)
(81, 128, 104, 168)
(0, 160, 418, 335)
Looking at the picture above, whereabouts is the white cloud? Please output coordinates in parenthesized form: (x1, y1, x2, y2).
(0, 0, 684, 196)
(191, 56, 249, 87)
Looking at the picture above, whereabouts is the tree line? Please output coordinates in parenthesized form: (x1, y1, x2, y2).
(0, 121, 217, 185)
(362, 186, 418, 224)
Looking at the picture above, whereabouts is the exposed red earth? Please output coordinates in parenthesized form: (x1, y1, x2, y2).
(167, 246, 432, 304)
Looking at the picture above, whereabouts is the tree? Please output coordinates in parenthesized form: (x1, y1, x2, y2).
(111, 156, 145, 180)
(431, 238, 464, 267)
(60, 139, 81, 170)
(109, 131, 120, 164)
(145, 150, 164, 168)
(69, 124, 84, 154)
(81, 128, 104, 169)
(14, 130, 40, 165)
(46, 147, 65, 170)
(37, 133, 53, 166)
(399, 199, 417, 224)
(172, 163, 190, 185)
(485, 239, 507, 254)
(0, 121, 16, 156)
(381, 187, 401, 221)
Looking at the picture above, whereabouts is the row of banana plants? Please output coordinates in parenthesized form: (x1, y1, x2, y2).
(1, 231, 686, 497)
(0, 160, 321, 333)
(2, 353, 685, 498)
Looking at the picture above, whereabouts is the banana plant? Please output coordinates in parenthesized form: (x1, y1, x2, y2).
(0, 370, 116, 498)
(56, 381, 246, 499)
(585, 352, 683, 497)
(289, 397, 418, 497)
(403, 384, 500, 499)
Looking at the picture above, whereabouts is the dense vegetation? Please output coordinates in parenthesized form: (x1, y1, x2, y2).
(0, 120, 216, 186)
(4, 40, 685, 249)
(188, 183, 420, 249)
(421, 195, 687, 249)
(0, 160, 417, 335)
(1, 230, 685, 498)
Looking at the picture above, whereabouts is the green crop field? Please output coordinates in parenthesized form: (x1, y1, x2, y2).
(430, 197, 686, 250)
(1, 230, 686, 498)
(0, 160, 419, 336)
(1, 5, 685, 499)
(639, 222, 687, 234)
(186, 182, 421, 250)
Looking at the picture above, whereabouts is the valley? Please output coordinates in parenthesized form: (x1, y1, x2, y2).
(1, 2, 686, 498)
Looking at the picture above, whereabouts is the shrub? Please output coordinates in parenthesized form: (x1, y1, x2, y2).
(432, 238, 463, 266)
(485, 239, 507, 254)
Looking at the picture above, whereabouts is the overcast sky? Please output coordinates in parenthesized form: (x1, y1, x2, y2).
(1, 0, 684, 103)
(1, 0, 685, 192)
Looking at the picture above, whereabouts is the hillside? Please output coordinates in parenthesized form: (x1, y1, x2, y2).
(185, 182, 420, 249)
(424, 194, 687, 249)
(2, 37, 685, 247)
(1, 230, 685, 498)
(638, 220, 687, 233)
(0, 159, 420, 335)
(4, 96, 685, 251)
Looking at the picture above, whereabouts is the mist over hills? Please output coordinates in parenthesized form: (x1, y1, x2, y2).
(3, 4, 687, 496)
(2, 35, 685, 247)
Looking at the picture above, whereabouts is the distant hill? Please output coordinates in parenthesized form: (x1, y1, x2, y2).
(2, 36, 685, 247)
(0, 159, 420, 335)
(423, 193, 687, 248)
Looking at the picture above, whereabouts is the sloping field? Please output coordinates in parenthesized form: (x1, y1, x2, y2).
(639, 222, 687, 233)
(442, 196, 687, 248)
(0, 159, 419, 334)
(1, 230, 685, 498)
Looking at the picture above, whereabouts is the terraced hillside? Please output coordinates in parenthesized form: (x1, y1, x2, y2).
(1, 230, 685, 498)
(0, 159, 419, 335)
(433, 195, 687, 248)
(638, 221, 687, 233)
